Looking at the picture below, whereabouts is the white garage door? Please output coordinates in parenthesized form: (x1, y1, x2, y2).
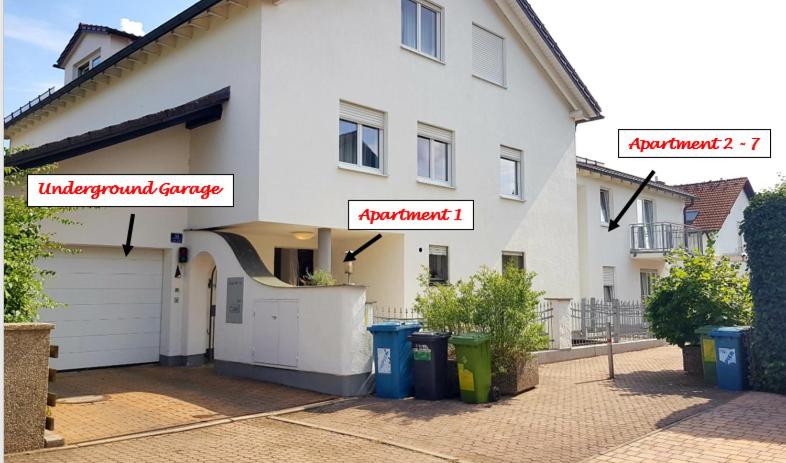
(41, 247, 163, 370)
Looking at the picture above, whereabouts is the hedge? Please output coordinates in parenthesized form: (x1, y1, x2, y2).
(740, 181, 786, 394)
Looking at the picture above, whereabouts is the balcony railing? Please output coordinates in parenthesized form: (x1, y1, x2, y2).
(630, 222, 703, 255)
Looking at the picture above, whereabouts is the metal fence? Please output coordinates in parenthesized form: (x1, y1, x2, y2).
(536, 299, 557, 349)
(371, 305, 423, 324)
(571, 298, 652, 346)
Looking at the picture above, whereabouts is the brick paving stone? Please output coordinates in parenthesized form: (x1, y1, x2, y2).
(49, 364, 329, 443)
(7, 418, 444, 463)
(585, 392, 786, 463)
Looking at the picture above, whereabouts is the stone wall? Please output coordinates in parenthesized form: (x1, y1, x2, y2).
(4, 323, 53, 454)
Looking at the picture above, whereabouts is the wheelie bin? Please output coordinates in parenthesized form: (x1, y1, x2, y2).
(710, 326, 751, 391)
(368, 322, 421, 398)
(407, 331, 451, 400)
(695, 325, 721, 385)
(449, 333, 492, 404)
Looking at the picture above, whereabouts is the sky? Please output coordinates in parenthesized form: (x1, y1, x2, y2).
(3, 0, 784, 190)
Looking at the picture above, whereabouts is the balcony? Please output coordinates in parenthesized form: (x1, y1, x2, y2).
(630, 222, 703, 258)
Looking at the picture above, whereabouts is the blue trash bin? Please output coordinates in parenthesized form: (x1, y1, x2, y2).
(367, 322, 421, 398)
(710, 326, 751, 391)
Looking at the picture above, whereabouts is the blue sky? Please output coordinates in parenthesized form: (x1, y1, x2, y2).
(4, 0, 195, 115)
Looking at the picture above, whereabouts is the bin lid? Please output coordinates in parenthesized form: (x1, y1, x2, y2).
(710, 326, 751, 338)
(449, 333, 490, 346)
(695, 325, 722, 335)
(367, 321, 421, 333)
(408, 331, 451, 341)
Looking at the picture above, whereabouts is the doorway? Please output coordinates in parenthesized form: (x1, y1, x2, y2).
(206, 266, 217, 361)
(273, 248, 314, 286)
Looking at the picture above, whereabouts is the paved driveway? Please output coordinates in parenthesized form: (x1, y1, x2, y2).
(49, 364, 330, 443)
(12, 346, 784, 463)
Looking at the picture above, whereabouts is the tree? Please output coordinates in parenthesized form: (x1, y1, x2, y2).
(740, 178, 786, 393)
(4, 153, 78, 322)
(645, 241, 752, 348)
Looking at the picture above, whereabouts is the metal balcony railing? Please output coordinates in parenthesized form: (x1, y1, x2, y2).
(630, 222, 703, 255)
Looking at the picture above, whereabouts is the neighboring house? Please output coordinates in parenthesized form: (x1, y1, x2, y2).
(576, 158, 699, 302)
(676, 178, 755, 263)
(4, 0, 601, 395)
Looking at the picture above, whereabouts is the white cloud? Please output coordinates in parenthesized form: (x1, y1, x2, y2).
(4, 14, 71, 52)
(120, 18, 145, 36)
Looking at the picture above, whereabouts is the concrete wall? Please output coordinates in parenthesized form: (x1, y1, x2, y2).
(4, 324, 54, 454)
(577, 173, 687, 301)
(257, 0, 580, 303)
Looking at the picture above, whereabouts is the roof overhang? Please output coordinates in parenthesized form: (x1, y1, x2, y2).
(577, 161, 694, 199)
(495, 0, 602, 122)
(5, 87, 230, 169)
(54, 24, 142, 69)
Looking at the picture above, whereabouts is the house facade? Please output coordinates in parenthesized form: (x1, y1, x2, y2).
(576, 158, 699, 302)
(677, 178, 754, 264)
(4, 0, 601, 395)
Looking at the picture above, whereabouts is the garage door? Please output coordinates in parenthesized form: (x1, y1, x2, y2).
(40, 247, 163, 370)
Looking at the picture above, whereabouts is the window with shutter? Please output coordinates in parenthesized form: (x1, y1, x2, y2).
(338, 101, 385, 173)
(472, 24, 505, 86)
(602, 266, 616, 301)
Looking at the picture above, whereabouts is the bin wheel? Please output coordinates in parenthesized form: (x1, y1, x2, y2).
(490, 386, 501, 402)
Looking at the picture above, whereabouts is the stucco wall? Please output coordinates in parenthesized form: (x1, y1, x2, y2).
(257, 0, 580, 303)
(4, 323, 54, 454)
(577, 173, 686, 301)
(715, 191, 748, 257)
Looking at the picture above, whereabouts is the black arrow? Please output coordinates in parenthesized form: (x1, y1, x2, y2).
(122, 214, 136, 256)
(343, 234, 382, 262)
(608, 170, 656, 232)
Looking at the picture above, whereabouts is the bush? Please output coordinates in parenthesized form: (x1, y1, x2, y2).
(304, 269, 336, 286)
(4, 160, 78, 322)
(740, 179, 786, 394)
(414, 264, 548, 373)
(645, 241, 752, 348)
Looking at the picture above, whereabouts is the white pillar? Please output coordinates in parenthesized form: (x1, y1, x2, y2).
(316, 228, 332, 272)
(546, 298, 573, 350)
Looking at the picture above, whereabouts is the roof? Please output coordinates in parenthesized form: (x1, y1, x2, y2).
(5, 87, 230, 169)
(54, 23, 141, 69)
(5, 0, 601, 130)
(576, 157, 694, 198)
(675, 178, 755, 231)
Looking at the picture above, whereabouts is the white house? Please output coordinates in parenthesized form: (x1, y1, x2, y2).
(676, 178, 755, 264)
(576, 158, 699, 302)
(4, 0, 601, 395)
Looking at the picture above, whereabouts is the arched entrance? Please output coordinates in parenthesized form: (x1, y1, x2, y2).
(186, 251, 217, 363)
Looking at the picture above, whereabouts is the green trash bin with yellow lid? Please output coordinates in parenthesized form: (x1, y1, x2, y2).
(695, 325, 721, 385)
(449, 333, 492, 404)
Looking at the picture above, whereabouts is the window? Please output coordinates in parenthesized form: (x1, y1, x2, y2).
(502, 252, 525, 271)
(602, 266, 616, 301)
(429, 245, 448, 284)
(472, 24, 505, 86)
(684, 210, 699, 225)
(76, 62, 90, 77)
(500, 146, 522, 198)
(338, 101, 385, 172)
(91, 56, 102, 68)
(640, 270, 657, 300)
(401, 0, 442, 60)
(417, 123, 453, 185)
(600, 189, 611, 224)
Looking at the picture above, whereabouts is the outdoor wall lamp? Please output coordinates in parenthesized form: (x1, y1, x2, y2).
(291, 231, 314, 240)
(344, 259, 354, 285)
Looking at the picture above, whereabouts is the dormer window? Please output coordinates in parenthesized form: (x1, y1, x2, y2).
(75, 54, 101, 78)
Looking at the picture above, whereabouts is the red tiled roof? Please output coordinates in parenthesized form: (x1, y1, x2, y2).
(675, 178, 755, 231)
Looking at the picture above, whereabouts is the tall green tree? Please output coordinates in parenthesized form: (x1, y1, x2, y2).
(741, 178, 786, 393)
(646, 241, 752, 347)
(4, 152, 78, 322)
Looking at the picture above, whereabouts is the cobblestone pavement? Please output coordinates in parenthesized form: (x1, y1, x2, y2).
(10, 346, 779, 463)
(282, 346, 740, 463)
(49, 364, 329, 443)
(585, 391, 786, 463)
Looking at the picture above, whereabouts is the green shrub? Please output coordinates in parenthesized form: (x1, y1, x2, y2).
(414, 264, 548, 373)
(4, 161, 79, 323)
(645, 241, 752, 347)
(304, 269, 336, 286)
(740, 179, 786, 394)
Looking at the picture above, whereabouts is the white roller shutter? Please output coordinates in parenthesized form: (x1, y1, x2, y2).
(472, 24, 505, 85)
(339, 101, 385, 127)
(418, 122, 452, 143)
(602, 266, 616, 286)
(40, 247, 163, 370)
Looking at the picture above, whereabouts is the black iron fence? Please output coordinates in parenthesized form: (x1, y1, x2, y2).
(571, 298, 652, 346)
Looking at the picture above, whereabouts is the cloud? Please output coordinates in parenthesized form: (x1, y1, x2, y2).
(4, 14, 71, 52)
(120, 18, 145, 36)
